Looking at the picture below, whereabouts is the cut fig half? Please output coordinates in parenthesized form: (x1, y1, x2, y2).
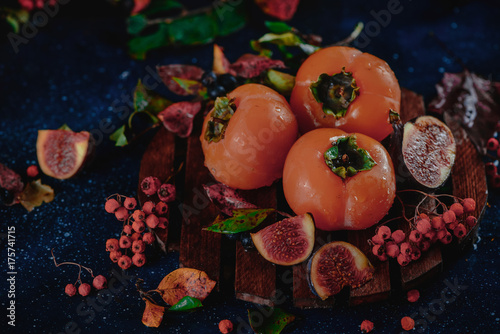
(251, 213, 315, 266)
(402, 116, 456, 188)
(308, 241, 374, 300)
(36, 129, 93, 179)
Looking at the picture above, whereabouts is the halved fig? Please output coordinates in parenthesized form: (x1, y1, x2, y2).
(308, 241, 374, 300)
(402, 116, 456, 188)
(36, 129, 92, 179)
(251, 213, 315, 266)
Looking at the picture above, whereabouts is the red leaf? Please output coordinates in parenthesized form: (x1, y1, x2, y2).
(0, 163, 24, 205)
(157, 101, 202, 138)
(428, 70, 500, 154)
(254, 0, 301, 21)
(157, 65, 205, 96)
(132, 0, 151, 15)
(229, 54, 285, 79)
(213, 44, 231, 75)
(203, 182, 257, 216)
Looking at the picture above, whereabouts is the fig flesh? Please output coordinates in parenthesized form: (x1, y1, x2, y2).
(308, 241, 374, 300)
(36, 129, 92, 179)
(402, 116, 456, 188)
(251, 213, 315, 266)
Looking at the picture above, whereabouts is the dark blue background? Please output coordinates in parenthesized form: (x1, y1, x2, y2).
(1, 0, 499, 333)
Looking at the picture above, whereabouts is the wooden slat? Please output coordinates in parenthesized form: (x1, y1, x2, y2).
(234, 186, 277, 306)
(138, 127, 176, 252)
(179, 118, 221, 284)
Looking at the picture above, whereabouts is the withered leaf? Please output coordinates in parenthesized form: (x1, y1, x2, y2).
(157, 101, 202, 138)
(156, 268, 216, 306)
(157, 65, 205, 96)
(18, 179, 54, 211)
(132, 0, 152, 15)
(0, 163, 24, 205)
(213, 44, 231, 75)
(254, 0, 301, 21)
(203, 182, 257, 216)
(230, 54, 285, 79)
(142, 299, 165, 328)
(428, 70, 500, 155)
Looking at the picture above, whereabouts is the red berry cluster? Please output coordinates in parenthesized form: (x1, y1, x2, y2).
(52, 249, 108, 297)
(485, 130, 500, 188)
(104, 176, 176, 269)
(370, 196, 477, 266)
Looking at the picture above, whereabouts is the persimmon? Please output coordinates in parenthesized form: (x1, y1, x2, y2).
(200, 84, 298, 190)
(283, 128, 396, 231)
(290, 46, 401, 141)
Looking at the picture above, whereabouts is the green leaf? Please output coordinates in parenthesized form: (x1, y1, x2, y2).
(168, 296, 203, 312)
(248, 307, 295, 334)
(142, 0, 183, 16)
(172, 77, 207, 97)
(258, 32, 303, 47)
(134, 80, 150, 112)
(266, 69, 295, 96)
(128, 23, 169, 60)
(212, 1, 248, 36)
(168, 14, 218, 45)
(58, 124, 72, 131)
(110, 125, 128, 147)
(205, 208, 275, 234)
(128, 14, 148, 35)
(265, 21, 292, 34)
(6, 15, 19, 33)
(250, 40, 273, 58)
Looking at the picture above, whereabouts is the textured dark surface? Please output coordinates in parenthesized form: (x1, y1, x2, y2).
(1, 0, 499, 333)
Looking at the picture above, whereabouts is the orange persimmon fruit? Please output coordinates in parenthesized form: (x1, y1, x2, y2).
(283, 128, 396, 231)
(200, 83, 298, 190)
(290, 46, 401, 141)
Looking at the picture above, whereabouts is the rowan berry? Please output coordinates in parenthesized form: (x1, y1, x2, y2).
(400, 242, 412, 256)
(442, 210, 456, 224)
(123, 225, 133, 235)
(110, 250, 122, 263)
(141, 176, 161, 196)
(158, 217, 168, 229)
(453, 223, 467, 238)
(401, 316, 415, 331)
(385, 242, 400, 258)
(410, 247, 421, 261)
(155, 201, 168, 215)
(465, 215, 477, 227)
(377, 253, 388, 261)
(418, 213, 429, 220)
(371, 234, 385, 245)
(146, 214, 159, 229)
(132, 253, 146, 267)
(27, 165, 39, 178)
(360, 319, 374, 333)
(486, 137, 499, 151)
(158, 183, 176, 202)
(219, 319, 234, 334)
(431, 216, 445, 230)
(132, 209, 145, 221)
(78, 283, 91, 297)
(115, 207, 129, 221)
(391, 230, 405, 244)
(372, 244, 384, 257)
(92, 275, 107, 290)
(424, 230, 437, 243)
(105, 198, 120, 214)
(409, 230, 422, 243)
(124, 197, 137, 210)
(439, 231, 452, 244)
(419, 240, 431, 251)
(142, 201, 156, 215)
(450, 202, 464, 217)
(106, 238, 119, 252)
(118, 255, 132, 270)
(65, 283, 77, 297)
(447, 219, 459, 230)
(416, 219, 431, 234)
(131, 233, 142, 242)
(119, 235, 132, 249)
(397, 253, 410, 266)
(132, 240, 146, 254)
(142, 232, 155, 245)
(132, 220, 145, 233)
(377, 225, 391, 240)
(462, 198, 476, 213)
(485, 162, 497, 176)
(407, 289, 420, 303)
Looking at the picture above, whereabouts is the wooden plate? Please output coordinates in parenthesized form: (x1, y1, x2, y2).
(138, 88, 487, 308)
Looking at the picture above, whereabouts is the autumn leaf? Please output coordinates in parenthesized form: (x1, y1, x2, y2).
(18, 179, 54, 212)
(142, 299, 165, 328)
(157, 65, 205, 96)
(205, 208, 275, 234)
(213, 44, 231, 75)
(156, 268, 216, 306)
(203, 182, 257, 216)
(229, 54, 285, 79)
(0, 163, 24, 205)
(248, 307, 296, 334)
(157, 101, 202, 138)
(254, 0, 301, 21)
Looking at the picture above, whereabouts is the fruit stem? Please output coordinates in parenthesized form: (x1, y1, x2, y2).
(51, 249, 94, 283)
(324, 135, 376, 179)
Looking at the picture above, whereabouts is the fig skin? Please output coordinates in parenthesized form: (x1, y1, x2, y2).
(307, 241, 374, 300)
(401, 116, 456, 189)
(36, 129, 93, 179)
(251, 213, 315, 266)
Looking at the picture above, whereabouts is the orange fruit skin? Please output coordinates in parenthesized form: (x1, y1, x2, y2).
(290, 46, 401, 142)
(201, 84, 298, 190)
(283, 128, 396, 231)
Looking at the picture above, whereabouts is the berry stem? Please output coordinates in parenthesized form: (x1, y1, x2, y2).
(51, 249, 95, 281)
(163, 161, 185, 184)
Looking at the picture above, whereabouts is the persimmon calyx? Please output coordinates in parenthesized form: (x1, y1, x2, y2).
(324, 135, 376, 179)
(204, 97, 236, 143)
(310, 68, 359, 118)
